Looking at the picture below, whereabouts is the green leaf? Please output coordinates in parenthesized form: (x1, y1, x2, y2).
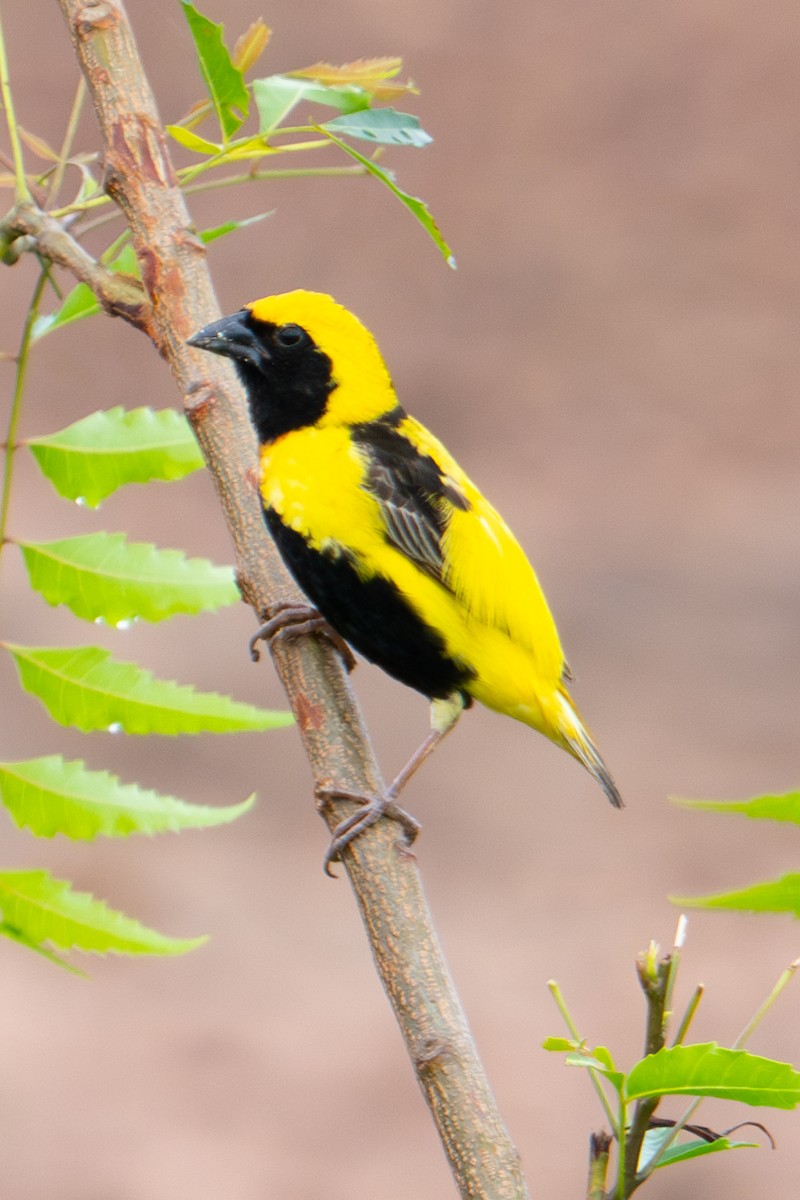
(252, 75, 311, 132)
(565, 1051, 612, 1070)
(18, 531, 239, 624)
(103, 242, 139, 274)
(676, 790, 800, 825)
(565, 1052, 625, 1091)
(0, 869, 205, 957)
(0, 924, 85, 974)
(542, 1036, 579, 1052)
(639, 1128, 756, 1170)
(322, 107, 432, 147)
(181, 1, 249, 140)
(165, 124, 222, 155)
(251, 74, 374, 135)
(252, 75, 372, 135)
(0, 755, 254, 840)
(626, 1043, 800, 1109)
(6, 644, 293, 735)
(673, 874, 800, 917)
(544, 1037, 623, 1087)
(199, 212, 272, 244)
(32, 244, 140, 341)
(31, 283, 100, 340)
(27, 406, 205, 507)
(318, 127, 456, 268)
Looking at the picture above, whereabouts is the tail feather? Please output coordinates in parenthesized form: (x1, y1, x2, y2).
(553, 689, 623, 808)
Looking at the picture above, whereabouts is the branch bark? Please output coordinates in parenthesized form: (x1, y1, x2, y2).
(48, 3, 531, 1195)
(1, 199, 150, 331)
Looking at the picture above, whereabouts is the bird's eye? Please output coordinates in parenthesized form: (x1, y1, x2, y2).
(275, 323, 307, 348)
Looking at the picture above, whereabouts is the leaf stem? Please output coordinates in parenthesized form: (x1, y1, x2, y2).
(615, 1092, 627, 1199)
(46, 76, 86, 208)
(182, 162, 366, 194)
(671, 984, 704, 1047)
(0, 9, 30, 201)
(547, 980, 619, 1134)
(48, 191, 111, 220)
(0, 268, 48, 558)
(733, 956, 800, 1049)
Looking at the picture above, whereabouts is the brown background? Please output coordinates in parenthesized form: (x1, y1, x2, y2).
(1, 1, 799, 1197)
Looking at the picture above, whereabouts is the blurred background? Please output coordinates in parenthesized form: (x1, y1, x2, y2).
(1, 1, 799, 1196)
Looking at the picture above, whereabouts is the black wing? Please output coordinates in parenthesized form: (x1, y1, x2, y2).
(351, 410, 469, 583)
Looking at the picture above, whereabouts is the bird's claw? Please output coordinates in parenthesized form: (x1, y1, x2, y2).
(249, 602, 356, 672)
(316, 785, 421, 877)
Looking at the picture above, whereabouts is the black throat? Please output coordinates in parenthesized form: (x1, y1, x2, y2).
(237, 318, 337, 443)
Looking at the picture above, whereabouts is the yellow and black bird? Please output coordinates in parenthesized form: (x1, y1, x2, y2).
(189, 291, 621, 869)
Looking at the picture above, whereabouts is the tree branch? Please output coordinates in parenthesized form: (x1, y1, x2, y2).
(51, 2, 530, 1196)
(0, 199, 150, 332)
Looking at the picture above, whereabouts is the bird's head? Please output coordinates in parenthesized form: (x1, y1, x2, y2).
(187, 290, 399, 442)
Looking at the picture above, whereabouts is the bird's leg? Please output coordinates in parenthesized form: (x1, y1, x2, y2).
(249, 601, 356, 672)
(318, 694, 466, 875)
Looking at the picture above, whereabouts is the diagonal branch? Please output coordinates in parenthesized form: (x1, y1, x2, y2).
(52, 1, 530, 1196)
(0, 199, 150, 332)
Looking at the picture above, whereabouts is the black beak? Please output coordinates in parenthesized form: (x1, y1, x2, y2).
(187, 311, 270, 371)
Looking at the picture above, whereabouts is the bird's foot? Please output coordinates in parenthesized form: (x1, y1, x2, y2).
(249, 602, 356, 672)
(315, 784, 421, 877)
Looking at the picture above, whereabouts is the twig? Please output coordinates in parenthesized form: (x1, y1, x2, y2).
(621, 946, 671, 1195)
(588, 1131, 612, 1200)
(45, 76, 86, 208)
(0, 200, 149, 330)
(0, 268, 48, 560)
(0, 8, 30, 202)
(53, 2, 529, 1195)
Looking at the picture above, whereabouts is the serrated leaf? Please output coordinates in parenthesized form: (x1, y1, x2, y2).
(318, 127, 456, 268)
(27, 406, 204, 507)
(673, 874, 800, 917)
(232, 18, 270, 74)
(0, 923, 85, 974)
(181, 1, 249, 140)
(639, 1128, 756, 1171)
(288, 58, 416, 103)
(675, 790, 800, 825)
(18, 532, 238, 624)
(0, 755, 254, 840)
(626, 1043, 800, 1109)
(289, 57, 403, 86)
(6, 644, 293, 736)
(322, 108, 432, 148)
(0, 870, 204, 957)
(166, 125, 222, 155)
(199, 212, 272, 244)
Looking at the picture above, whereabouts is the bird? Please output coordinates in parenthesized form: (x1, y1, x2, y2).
(188, 290, 621, 871)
